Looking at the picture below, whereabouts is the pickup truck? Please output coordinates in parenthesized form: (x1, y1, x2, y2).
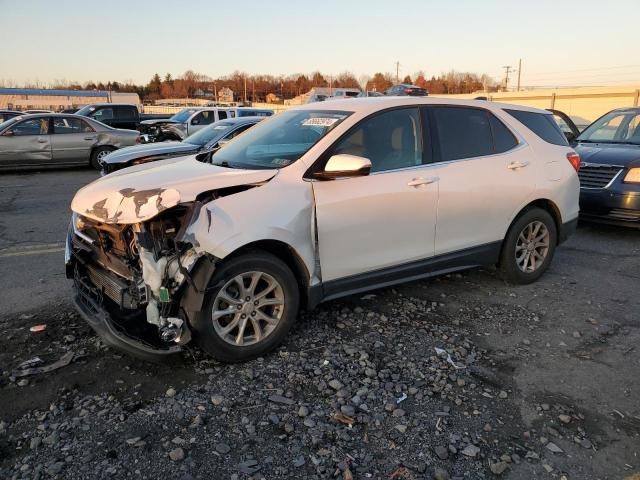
(75, 103, 170, 130)
(139, 107, 273, 142)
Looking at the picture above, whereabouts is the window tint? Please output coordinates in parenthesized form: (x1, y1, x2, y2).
(333, 108, 423, 173)
(432, 107, 493, 161)
(53, 117, 94, 134)
(91, 108, 114, 122)
(489, 114, 518, 153)
(505, 109, 568, 146)
(115, 106, 136, 119)
(10, 118, 49, 136)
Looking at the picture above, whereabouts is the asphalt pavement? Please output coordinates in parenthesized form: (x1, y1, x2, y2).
(0, 168, 98, 316)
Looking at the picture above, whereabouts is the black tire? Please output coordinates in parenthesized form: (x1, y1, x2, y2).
(90, 146, 114, 170)
(499, 207, 557, 284)
(191, 251, 300, 363)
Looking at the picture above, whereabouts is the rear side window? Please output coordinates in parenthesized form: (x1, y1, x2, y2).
(489, 114, 518, 153)
(432, 107, 493, 161)
(505, 109, 568, 146)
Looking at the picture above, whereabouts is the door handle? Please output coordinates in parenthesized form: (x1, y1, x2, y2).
(407, 176, 439, 187)
(507, 160, 530, 170)
(36, 138, 47, 143)
(84, 136, 95, 140)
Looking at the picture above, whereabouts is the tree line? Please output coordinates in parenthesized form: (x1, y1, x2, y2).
(1, 70, 499, 102)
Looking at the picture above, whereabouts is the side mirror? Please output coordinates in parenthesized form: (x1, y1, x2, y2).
(564, 131, 577, 143)
(191, 118, 200, 125)
(314, 154, 372, 180)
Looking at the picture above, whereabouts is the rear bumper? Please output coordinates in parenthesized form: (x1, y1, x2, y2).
(579, 188, 640, 226)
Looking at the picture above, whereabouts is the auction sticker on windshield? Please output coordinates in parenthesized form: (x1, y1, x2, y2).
(302, 117, 339, 127)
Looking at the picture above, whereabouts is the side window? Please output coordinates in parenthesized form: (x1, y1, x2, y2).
(218, 111, 228, 120)
(333, 108, 423, 173)
(432, 107, 493, 161)
(9, 118, 49, 136)
(91, 108, 114, 122)
(53, 117, 79, 134)
(226, 124, 252, 140)
(489, 114, 518, 153)
(505, 109, 568, 146)
(192, 111, 216, 125)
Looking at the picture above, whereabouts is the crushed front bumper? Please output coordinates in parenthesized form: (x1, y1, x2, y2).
(72, 271, 182, 361)
(66, 225, 183, 362)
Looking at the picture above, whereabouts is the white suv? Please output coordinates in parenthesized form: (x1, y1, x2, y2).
(67, 98, 580, 362)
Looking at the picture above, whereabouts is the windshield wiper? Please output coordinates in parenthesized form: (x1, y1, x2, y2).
(211, 160, 239, 169)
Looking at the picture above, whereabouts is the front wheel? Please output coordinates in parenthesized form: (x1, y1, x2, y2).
(499, 208, 557, 284)
(192, 252, 300, 362)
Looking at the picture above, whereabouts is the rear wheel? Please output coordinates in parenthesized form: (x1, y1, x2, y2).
(499, 208, 557, 284)
(90, 146, 114, 170)
(192, 252, 299, 362)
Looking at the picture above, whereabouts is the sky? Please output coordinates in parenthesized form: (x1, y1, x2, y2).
(1, 0, 639, 88)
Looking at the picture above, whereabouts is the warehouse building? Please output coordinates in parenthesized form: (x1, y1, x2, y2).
(0, 88, 140, 111)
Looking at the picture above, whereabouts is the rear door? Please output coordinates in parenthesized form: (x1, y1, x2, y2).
(51, 116, 96, 164)
(0, 117, 51, 167)
(425, 106, 537, 255)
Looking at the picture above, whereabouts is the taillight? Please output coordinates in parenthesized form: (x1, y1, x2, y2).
(403, 88, 414, 94)
(566, 152, 580, 172)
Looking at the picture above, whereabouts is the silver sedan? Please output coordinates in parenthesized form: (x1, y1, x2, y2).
(0, 113, 140, 170)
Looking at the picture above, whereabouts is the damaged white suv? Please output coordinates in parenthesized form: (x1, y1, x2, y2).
(66, 98, 580, 362)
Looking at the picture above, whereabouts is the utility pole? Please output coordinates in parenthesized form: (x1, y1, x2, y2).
(243, 76, 247, 103)
(502, 65, 513, 91)
(516, 58, 522, 91)
(395, 61, 400, 84)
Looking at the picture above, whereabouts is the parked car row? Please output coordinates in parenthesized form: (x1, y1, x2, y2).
(101, 116, 265, 174)
(138, 106, 273, 143)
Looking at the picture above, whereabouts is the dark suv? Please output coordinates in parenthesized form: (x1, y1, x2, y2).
(384, 84, 428, 96)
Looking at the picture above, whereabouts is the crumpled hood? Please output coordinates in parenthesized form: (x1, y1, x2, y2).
(71, 157, 277, 224)
(574, 142, 640, 167)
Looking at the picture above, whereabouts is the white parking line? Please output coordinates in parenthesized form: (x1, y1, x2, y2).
(0, 243, 65, 258)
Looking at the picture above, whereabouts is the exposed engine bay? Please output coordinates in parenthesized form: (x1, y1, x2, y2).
(69, 203, 203, 351)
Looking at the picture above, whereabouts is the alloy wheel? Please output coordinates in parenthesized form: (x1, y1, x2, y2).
(515, 220, 550, 273)
(211, 271, 285, 346)
(96, 150, 109, 166)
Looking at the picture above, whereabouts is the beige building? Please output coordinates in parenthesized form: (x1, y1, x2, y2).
(0, 88, 140, 111)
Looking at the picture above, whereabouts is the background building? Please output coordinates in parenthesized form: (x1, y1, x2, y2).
(0, 88, 141, 111)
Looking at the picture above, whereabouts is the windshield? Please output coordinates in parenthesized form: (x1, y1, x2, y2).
(210, 110, 350, 169)
(170, 109, 199, 123)
(578, 111, 640, 144)
(184, 121, 235, 146)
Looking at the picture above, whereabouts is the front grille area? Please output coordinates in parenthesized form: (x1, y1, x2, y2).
(86, 264, 139, 309)
(578, 165, 623, 189)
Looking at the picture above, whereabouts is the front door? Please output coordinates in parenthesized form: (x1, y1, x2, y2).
(312, 107, 438, 283)
(0, 117, 51, 167)
(51, 117, 96, 164)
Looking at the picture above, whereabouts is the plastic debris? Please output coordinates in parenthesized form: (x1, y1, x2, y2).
(29, 324, 47, 333)
(12, 351, 74, 378)
(396, 393, 407, 404)
(434, 347, 466, 370)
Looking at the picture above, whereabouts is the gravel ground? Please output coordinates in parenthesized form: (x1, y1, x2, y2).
(0, 212, 638, 479)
